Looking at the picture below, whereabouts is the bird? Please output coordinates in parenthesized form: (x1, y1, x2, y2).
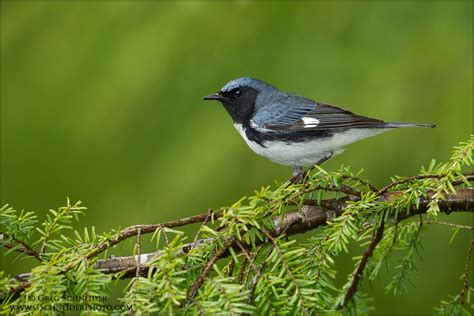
(203, 78, 435, 177)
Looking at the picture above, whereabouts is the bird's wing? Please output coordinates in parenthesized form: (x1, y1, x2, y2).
(253, 94, 385, 131)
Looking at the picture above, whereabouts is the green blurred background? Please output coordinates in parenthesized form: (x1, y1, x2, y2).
(1, 1, 472, 314)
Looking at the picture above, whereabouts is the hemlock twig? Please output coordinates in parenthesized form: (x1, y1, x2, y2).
(135, 228, 142, 279)
(238, 257, 248, 285)
(423, 220, 473, 230)
(234, 242, 263, 286)
(460, 238, 474, 305)
(378, 172, 474, 196)
(249, 246, 273, 305)
(1, 233, 41, 261)
(192, 209, 213, 248)
(340, 221, 385, 309)
(227, 257, 235, 277)
(187, 236, 236, 300)
(130, 228, 142, 316)
(158, 224, 169, 247)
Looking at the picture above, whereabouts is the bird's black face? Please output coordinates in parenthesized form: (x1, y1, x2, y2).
(203, 86, 260, 124)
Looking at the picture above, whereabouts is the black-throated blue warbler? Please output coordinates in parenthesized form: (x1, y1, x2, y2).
(203, 78, 435, 176)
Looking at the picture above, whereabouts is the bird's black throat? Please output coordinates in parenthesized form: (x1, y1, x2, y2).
(218, 86, 269, 146)
(220, 86, 260, 125)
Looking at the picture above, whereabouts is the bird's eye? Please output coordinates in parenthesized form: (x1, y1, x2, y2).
(234, 89, 242, 98)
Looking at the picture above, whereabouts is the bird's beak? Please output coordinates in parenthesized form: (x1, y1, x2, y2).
(202, 93, 225, 101)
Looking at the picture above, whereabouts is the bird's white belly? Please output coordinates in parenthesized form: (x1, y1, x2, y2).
(234, 124, 387, 166)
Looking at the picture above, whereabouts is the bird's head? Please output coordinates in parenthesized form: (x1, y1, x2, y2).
(203, 77, 277, 124)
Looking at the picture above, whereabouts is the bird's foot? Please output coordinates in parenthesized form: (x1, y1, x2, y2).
(289, 152, 334, 184)
(291, 166, 307, 184)
(292, 172, 306, 184)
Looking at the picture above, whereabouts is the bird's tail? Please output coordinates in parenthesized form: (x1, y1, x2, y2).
(384, 122, 437, 128)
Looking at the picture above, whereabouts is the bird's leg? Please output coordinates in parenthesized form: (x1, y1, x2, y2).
(291, 166, 306, 184)
(295, 152, 334, 181)
(292, 166, 303, 177)
(289, 152, 334, 184)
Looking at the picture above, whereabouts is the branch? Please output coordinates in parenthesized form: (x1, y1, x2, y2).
(187, 236, 236, 300)
(338, 185, 474, 309)
(8, 188, 473, 298)
(422, 221, 473, 230)
(60, 209, 224, 271)
(460, 238, 474, 305)
(248, 246, 273, 305)
(378, 172, 474, 195)
(47, 171, 474, 272)
(339, 221, 385, 309)
(1, 232, 41, 261)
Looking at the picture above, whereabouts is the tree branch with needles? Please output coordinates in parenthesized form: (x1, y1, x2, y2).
(6, 188, 473, 299)
(1, 136, 473, 315)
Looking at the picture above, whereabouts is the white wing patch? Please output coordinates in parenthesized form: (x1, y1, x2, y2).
(250, 120, 273, 132)
(302, 117, 320, 127)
